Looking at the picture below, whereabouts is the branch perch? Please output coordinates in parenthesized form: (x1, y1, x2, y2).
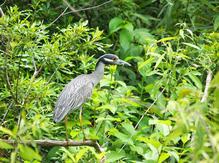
(0, 139, 104, 153)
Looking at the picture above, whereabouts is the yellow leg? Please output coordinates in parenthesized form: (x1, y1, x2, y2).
(79, 107, 86, 141)
(64, 116, 69, 145)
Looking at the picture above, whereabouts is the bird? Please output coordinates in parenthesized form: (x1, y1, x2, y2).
(53, 54, 131, 140)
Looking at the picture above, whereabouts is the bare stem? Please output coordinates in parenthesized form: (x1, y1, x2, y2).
(63, 0, 112, 16)
(201, 70, 212, 103)
(62, 0, 81, 17)
(49, 6, 69, 26)
(119, 88, 165, 152)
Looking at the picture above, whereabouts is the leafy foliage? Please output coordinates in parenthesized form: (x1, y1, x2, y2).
(0, 1, 219, 162)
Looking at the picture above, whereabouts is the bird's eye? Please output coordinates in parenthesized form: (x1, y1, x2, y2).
(112, 57, 117, 61)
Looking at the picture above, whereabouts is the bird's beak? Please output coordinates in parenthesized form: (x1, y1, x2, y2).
(115, 59, 131, 66)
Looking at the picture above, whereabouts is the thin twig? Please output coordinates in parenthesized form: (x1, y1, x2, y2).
(1, 103, 13, 126)
(49, 0, 112, 27)
(21, 58, 43, 105)
(63, 0, 112, 16)
(119, 88, 165, 152)
(1, 139, 104, 153)
(17, 112, 22, 132)
(45, 64, 60, 85)
(32, 57, 43, 78)
(0, 0, 6, 7)
(15, 57, 22, 103)
(5, 71, 17, 103)
(63, 0, 81, 17)
(201, 70, 212, 103)
(49, 6, 69, 26)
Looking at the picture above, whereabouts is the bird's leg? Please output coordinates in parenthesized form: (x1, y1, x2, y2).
(64, 115, 69, 145)
(79, 107, 86, 141)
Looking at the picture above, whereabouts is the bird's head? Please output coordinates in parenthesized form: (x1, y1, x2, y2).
(98, 54, 131, 66)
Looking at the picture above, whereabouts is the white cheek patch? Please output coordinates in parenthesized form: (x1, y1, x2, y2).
(104, 58, 114, 62)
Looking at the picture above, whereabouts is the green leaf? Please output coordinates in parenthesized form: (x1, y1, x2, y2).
(45, 147, 61, 161)
(123, 22, 134, 32)
(165, 128, 183, 144)
(109, 17, 123, 34)
(120, 98, 141, 107)
(137, 137, 162, 149)
(125, 44, 143, 57)
(76, 148, 89, 162)
(138, 57, 154, 77)
(138, 57, 154, 70)
(154, 53, 165, 69)
(187, 73, 202, 90)
(0, 126, 15, 138)
(18, 145, 42, 161)
(0, 157, 9, 162)
(158, 36, 177, 42)
(0, 141, 14, 149)
(214, 15, 219, 31)
(211, 72, 219, 87)
(181, 134, 190, 145)
(179, 29, 185, 39)
(158, 153, 170, 163)
(149, 119, 172, 136)
(182, 42, 201, 50)
(10, 152, 16, 163)
(134, 28, 154, 44)
(106, 151, 125, 162)
(168, 151, 179, 162)
(108, 128, 132, 144)
(119, 29, 133, 51)
(122, 122, 136, 135)
(96, 104, 117, 114)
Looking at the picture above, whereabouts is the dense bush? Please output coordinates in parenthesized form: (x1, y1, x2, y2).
(0, 1, 219, 162)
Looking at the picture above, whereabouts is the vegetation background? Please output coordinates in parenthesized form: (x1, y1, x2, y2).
(0, 0, 219, 162)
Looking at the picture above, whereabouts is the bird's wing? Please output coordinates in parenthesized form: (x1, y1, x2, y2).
(53, 75, 94, 122)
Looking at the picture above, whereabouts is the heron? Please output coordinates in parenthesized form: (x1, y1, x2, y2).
(53, 54, 131, 140)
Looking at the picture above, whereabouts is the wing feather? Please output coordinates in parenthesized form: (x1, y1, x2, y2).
(53, 75, 94, 122)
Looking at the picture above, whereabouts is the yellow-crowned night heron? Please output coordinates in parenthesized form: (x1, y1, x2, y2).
(53, 54, 131, 139)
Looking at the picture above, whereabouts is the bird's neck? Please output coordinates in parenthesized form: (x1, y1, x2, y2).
(91, 61, 105, 85)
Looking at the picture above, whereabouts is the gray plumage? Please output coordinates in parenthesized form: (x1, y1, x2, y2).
(53, 54, 131, 123)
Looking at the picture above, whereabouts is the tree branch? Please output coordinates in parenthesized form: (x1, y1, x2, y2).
(0, 0, 6, 7)
(63, 0, 82, 17)
(49, 0, 112, 26)
(63, 0, 112, 16)
(0, 139, 104, 153)
(49, 6, 69, 26)
(201, 70, 212, 103)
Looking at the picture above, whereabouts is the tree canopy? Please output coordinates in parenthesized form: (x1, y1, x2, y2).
(0, 0, 219, 162)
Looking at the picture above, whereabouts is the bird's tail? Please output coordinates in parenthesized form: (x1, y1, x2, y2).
(53, 106, 68, 123)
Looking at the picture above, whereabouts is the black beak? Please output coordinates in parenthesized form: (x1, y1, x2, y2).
(115, 59, 131, 66)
